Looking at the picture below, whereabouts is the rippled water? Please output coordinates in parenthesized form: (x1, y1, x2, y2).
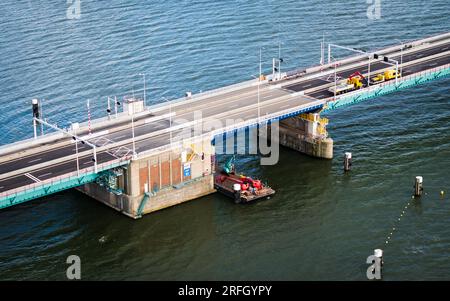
(0, 0, 449, 280)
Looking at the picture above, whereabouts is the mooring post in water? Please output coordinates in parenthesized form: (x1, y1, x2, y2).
(374, 249, 384, 266)
(344, 152, 352, 172)
(367, 248, 384, 280)
(375, 248, 384, 278)
(414, 176, 423, 197)
(32, 98, 40, 139)
(233, 183, 241, 204)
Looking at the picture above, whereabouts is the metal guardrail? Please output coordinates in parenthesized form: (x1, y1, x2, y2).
(0, 156, 131, 199)
(324, 63, 450, 110)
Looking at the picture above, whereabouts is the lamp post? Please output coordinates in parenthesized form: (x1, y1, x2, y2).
(258, 47, 262, 123)
(72, 129, 80, 177)
(278, 42, 284, 80)
(107, 97, 111, 120)
(162, 97, 172, 147)
(114, 96, 119, 118)
(320, 33, 325, 65)
(395, 39, 404, 75)
(139, 73, 146, 107)
(332, 56, 337, 101)
(131, 106, 137, 159)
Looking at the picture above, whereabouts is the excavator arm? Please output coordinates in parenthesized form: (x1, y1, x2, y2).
(222, 155, 235, 174)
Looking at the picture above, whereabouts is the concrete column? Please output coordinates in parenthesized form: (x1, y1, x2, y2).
(275, 113, 333, 159)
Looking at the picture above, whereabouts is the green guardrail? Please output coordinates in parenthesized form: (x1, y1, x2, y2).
(0, 161, 129, 210)
(323, 67, 450, 112)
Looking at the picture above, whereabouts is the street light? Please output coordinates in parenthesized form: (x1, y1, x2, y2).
(114, 96, 120, 118)
(72, 136, 79, 176)
(330, 55, 338, 101)
(130, 100, 137, 159)
(138, 73, 146, 107)
(395, 39, 404, 75)
(162, 97, 173, 147)
(107, 97, 112, 120)
(320, 33, 325, 65)
(258, 47, 265, 123)
(277, 42, 284, 80)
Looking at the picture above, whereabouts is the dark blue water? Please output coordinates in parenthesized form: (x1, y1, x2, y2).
(0, 0, 449, 280)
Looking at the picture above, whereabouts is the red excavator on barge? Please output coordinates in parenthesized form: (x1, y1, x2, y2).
(214, 156, 275, 203)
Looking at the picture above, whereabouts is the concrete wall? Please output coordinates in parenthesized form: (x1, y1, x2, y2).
(76, 182, 135, 218)
(77, 136, 216, 218)
(275, 114, 333, 159)
(138, 174, 214, 215)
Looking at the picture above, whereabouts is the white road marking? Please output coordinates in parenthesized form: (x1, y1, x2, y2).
(145, 112, 176, 124)
(78, 130, 109, 141)
(303, 84, 312, 88)
(280, 104, 291, 109)
(28, 158, 42, 164)
(83, 161, 92, 165)
(291, 91, 305, 97)
(229, 104, 239, 109)
(0, 186, 4, 189)
(442, 47, 449, 51)
(25, 173, 41, 183)
(38, 172, 53, 178)
(115, 135, 127, 140)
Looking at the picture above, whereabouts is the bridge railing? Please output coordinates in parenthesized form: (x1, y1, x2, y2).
(0, 156, 131, 199)
(328, 63, 450, 103)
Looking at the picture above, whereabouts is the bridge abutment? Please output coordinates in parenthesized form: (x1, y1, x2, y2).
(76, 137, 216, 218)
(277, 113, 333, 159)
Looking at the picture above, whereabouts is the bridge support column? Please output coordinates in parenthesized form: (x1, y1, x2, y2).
(277, 113, 333, 159)
(76, 137, 216, 218)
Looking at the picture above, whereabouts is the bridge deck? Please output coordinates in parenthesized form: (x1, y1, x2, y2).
(1, 32, 450, 205)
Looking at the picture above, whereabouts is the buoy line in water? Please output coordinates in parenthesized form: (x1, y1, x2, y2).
(384, 190, 446, 246)
(384, 198, 414, 246)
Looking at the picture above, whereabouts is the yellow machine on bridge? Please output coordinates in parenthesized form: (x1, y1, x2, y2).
(371, 69, 401, 84)
(328, 71, 368, 95)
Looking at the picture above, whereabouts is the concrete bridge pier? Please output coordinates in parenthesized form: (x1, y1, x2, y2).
(277, 113, 333, 159)
(76, 137, 216, 218)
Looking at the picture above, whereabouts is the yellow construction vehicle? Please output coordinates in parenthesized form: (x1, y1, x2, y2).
(371, 69, 401, 84)
(347, 71, 367, 89)
(328, 71, 368, 95)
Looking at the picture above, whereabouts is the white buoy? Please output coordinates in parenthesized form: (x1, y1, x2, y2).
(374, 248, 384, 268)
(414, 176, 423, 197)
(233, 183, 241, 204)
(374, 249, 383, 259)
(344, 152, 352, 171)
(32, 99, 40, 139)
